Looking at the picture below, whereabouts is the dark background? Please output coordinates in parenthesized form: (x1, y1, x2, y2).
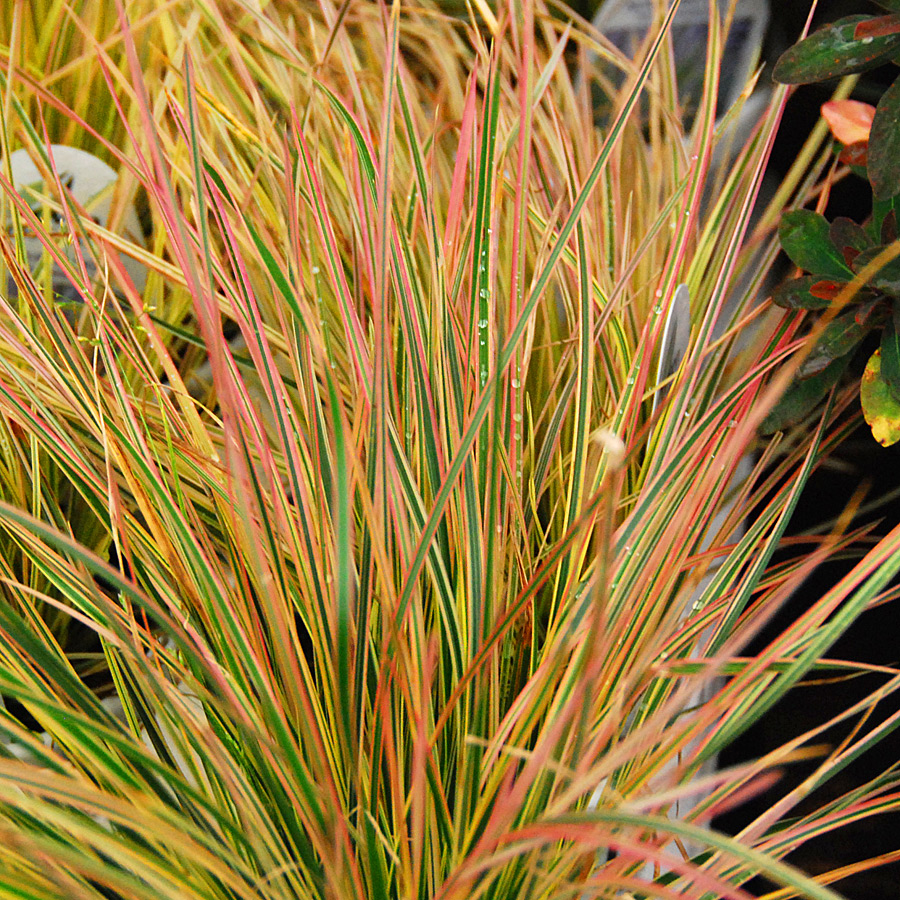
(576, 2, 900, 897)
(725, 5, 900, 899)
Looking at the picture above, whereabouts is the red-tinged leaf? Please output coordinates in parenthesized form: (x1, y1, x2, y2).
(854, 13, 900, 40)
(443, 67, 478, 263)
(871, 194, 900, 241)
(809, 280, 845, 301)
(829, 216, 872, 262)
(862, 348, 900, 445)
(839, 141, 869, 166)
(773, 16, 900, 84)
(822, 99, 875, 145)
(855, 297, 887, 327)
(883, 209, 899, 244)
(842, 246, 862, 267)
(772, 275, 835, 310)
(780, 209, 854, 280)
(869, 77, 900, 200)
(797, 311, 870, 380)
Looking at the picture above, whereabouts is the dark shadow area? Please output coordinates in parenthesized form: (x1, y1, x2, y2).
(713, 5, 900, 897)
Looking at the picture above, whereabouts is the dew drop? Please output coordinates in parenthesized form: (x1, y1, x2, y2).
(311, 265, 320, 274)
(511, 378, 521, 388)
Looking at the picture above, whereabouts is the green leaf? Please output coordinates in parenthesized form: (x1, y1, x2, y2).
(760, 356, 851, 434)
(852, 244, 900, 295)
(771, 275, 838, 310)
(869, 77, 900, 200)
(779, 210, 854, 280)
(870, 194, 900, 241)
(773, 16, 900, 84)
(879, 316, 900, 397)
(797, 311, 870, 379)
(202, 161, 236, 207)
(874, 1, 900, 12)
(862, 348, 900, 444)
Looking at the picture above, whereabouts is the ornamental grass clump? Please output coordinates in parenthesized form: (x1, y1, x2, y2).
(0, 1, 896, 898)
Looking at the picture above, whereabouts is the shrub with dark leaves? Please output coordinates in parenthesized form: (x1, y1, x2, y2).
(767, 1, 900, 444)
